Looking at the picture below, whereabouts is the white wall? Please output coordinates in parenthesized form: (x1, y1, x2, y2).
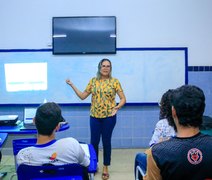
(0, 0, 211, 65)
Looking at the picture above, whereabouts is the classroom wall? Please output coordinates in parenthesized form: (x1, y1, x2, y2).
(0, 0, 212, 154)
(0, 0, 212, 65)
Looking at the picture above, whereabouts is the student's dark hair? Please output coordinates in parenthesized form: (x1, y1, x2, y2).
(171, 85, 205, 128)
(35, 102, 64, 136)
(96, 58, 112, 80)
(159, 89, 173, 119)
(159, 89, 176, 130)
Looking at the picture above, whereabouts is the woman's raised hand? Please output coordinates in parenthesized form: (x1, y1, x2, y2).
(66, 79, 73, 85)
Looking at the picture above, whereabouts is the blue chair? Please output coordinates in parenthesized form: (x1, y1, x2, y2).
(0, 133, 8, 148)
(16, 163, 84, 180)
(0, 133, 8, 160)
(12, 138, 88, 180)
(0, 133, 8, 178)
(136, 166, 146, 180)
(12, 138, 37, 158)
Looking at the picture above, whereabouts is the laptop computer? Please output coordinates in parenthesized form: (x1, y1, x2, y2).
(23, 108, 37, 129)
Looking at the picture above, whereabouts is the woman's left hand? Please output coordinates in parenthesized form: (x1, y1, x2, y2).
(112, 106, 119, 116)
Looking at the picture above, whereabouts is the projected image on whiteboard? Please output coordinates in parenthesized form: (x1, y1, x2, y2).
(4, 63, 47, 92)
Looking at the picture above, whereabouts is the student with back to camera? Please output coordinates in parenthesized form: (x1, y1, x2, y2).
(149, 89, 176, 147)
(16, 102, 90, 180)
(143, 85, 212, 180)
(66, 58, 126, 180)
(134, 89, 176, 179)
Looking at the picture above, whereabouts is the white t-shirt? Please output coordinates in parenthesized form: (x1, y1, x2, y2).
(16, 137, 90, 167)
(149, 119, 176, 147)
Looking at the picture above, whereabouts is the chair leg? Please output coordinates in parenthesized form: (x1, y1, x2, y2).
(9, 172, 17, 180)
(136, 166, 145, 180)
(89, 173, 94, 180)
(0, 172, 7, 178)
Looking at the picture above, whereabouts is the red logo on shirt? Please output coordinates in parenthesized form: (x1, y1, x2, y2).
(187, 148, 202, 165)
(49, 152, 57, 160)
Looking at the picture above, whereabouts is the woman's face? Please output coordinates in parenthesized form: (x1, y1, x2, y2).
(100, 60, 111, 77)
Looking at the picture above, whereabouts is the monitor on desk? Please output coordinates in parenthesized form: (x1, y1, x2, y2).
(23, 108, 37, 129)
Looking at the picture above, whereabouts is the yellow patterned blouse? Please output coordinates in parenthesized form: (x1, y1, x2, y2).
(85, 77, 123, 118)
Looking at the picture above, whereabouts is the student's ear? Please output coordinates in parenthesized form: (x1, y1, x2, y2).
(172, 106, 180, 128)
(172, 106, 177, 119)
(55, 123, 60, 132)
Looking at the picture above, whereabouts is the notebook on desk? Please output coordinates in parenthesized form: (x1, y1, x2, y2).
(23, 108, 37, 129)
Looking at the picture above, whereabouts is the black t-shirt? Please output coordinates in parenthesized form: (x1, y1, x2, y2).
(151, 133, 212, 180)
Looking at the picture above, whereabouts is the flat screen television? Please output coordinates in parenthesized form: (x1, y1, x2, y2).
(52, 16, 116, 54)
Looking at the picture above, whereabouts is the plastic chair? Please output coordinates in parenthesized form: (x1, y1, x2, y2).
(0, 133, 8, 161)
(12, 138, 37, 171)
(0, 133, 8, 178)
(0, 133, 8, 148)
(11, 138, 87, 180)
(135, 165, 146, 180)
(16, 163, 84, 180)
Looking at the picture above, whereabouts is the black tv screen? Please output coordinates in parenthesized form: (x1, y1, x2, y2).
(52, 16, 116, 54)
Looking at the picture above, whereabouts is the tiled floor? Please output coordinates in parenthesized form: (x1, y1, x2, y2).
(0, 148, 146, 180)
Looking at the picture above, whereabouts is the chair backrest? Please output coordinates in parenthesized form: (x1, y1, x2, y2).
(12, 138, 85, 180)
(17, 163, 83, 180)
(0, 133, 8, 148)
(13, 138, 37, 156)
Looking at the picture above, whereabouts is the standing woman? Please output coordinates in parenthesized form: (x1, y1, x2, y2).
(66, 58, 126, 180)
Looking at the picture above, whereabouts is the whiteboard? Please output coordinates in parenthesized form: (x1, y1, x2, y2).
(0, 48, 187, 104)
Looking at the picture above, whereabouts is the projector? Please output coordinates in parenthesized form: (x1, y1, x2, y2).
(0, 115, 19, 126)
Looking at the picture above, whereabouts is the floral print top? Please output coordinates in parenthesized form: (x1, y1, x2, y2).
(149, 118, 176, 147)
(85, 77, 123, 118)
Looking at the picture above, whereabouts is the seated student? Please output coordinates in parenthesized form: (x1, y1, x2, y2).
(134, 89, 176, 179)
(149, 89, 176, 147)
(16, 102, 90, 180)
(143, 85, 212, 180)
